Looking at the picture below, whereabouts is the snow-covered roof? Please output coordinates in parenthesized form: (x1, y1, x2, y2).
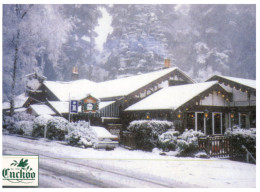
(48, 101, 72, 114)
(4, 107, 27, 113)
(99, 101, 115, 109)
(44, 79, 97, 101)
(93, 67, 189, 99)
(125, 81, 219, 111)
(14, 108, 27, 112)
(25, 72, 47, 79)
(43, 67, 192, 101)
(208, 75, 256, 89)
(30, 104, 56, 116)
(2, 93, 28, 109)
(48, 101, 115, 114)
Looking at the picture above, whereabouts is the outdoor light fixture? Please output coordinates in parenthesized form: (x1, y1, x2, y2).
(177, 110, 182, 119)
(204, 110, 209, 119)
(230, 111, 235, 119)
(146, 112, 150, 119)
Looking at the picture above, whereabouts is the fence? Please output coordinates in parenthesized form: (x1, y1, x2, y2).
(199, 136, 256, 164)
(198, 136, 231, 158)
(120, 131, 136, 149)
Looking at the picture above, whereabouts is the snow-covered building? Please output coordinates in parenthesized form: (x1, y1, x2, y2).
(3, 61, 256, 136)
(125, 81, 232, 135)
(124, 75, 256, 135)
(206, 75, 256, 129)
(22, 64, 195, 126)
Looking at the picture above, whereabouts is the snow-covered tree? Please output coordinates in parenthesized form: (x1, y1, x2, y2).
(3, 5, 73, 115)
(59, 5, 102, 81)
(102, 5, 175, 79)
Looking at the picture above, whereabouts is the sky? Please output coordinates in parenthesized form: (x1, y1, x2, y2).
(94, 7, 113, 51)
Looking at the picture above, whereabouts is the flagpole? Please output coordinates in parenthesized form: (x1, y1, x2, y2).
(69, 92, 71, 122)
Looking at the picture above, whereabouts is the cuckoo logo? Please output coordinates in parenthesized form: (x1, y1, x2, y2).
(2, 155, 39, 187)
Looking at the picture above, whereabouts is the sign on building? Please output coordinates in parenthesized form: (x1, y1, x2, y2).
(81, 95, 99, 113)
(70, 100, 78, 113)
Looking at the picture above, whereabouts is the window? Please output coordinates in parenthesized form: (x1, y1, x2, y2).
(187, 112, 195, 130)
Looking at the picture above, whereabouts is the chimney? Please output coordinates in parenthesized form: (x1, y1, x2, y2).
(164, 59, 171, 68)
(71, 67, 79, 80)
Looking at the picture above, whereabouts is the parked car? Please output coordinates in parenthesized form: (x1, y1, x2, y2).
(91, 126, 119, 150)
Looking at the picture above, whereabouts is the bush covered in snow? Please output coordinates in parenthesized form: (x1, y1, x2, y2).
(3, 112, 35, 134)
(46, 116, 68, 140)
(225, 128, 256, 159)
(127, 120, 173, 151)
(32, 115, 53, 137)
(3, 115, 15, 130)
(176, 129, 205, 157)
(158, 130, 180, 152)
(65, 121, 98, 148)
(13, 120, 34, 136)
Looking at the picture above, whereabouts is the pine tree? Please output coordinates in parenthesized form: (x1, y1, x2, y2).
(59, 5, 102, 81)
(102, 5, 174, 79)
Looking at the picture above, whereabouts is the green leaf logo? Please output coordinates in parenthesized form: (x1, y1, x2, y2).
(17, 158, 28, 168)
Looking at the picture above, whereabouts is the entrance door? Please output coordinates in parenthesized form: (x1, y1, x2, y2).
(212, 113, 222, 135)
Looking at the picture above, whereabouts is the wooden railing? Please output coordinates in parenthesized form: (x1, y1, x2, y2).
(198, 136, 231, 158)
(199, 136, 256, 164)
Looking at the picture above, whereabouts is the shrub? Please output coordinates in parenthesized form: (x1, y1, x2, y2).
(225, 128, 256, 160)
(3, 112, 35, 132)
(158, 130, 180, 152)
(32, 115, 53, 137)
(127, 120, 173, 151)
(46, 116, 68, 140)
(65, 121, 97, 148)
(176, 129, 205, 157)
(3, 115, 15, 130)
(13, 120, 34, 136)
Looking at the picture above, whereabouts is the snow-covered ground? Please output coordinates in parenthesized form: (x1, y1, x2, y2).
(2, 134, 256, 188)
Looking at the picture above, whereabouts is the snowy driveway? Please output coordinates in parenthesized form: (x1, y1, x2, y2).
(2, 134, 256, 188)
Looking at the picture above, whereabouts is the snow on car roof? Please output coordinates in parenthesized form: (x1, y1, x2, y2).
(210, 75, 256, 89)
(91, 126, 115, 138)
(43, 67, 188, 101)
(125, 81, 218, 111)
(30, 104, 56, 115)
